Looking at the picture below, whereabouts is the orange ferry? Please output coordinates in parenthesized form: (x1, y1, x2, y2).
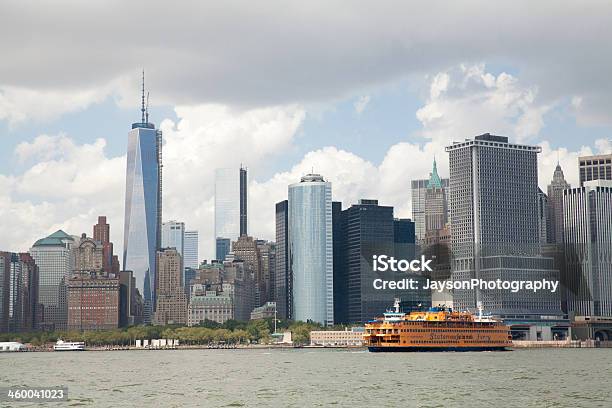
(364, 299, 512, 352)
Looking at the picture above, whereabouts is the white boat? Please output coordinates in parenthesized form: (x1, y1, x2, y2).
(0, 342, 26, 352)
(53, 339, 85, 351)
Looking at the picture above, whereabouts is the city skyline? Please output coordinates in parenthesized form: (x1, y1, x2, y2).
(1, 3, 612, 262)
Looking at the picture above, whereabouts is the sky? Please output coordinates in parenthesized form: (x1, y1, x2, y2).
(1, 1, 611, 261)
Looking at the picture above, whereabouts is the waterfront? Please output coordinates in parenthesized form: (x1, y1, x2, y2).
(2, 348, 612, 407)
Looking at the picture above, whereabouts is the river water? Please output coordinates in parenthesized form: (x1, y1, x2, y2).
(2, 348, 612, 407)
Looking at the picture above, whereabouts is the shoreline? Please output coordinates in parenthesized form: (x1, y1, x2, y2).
(5, 340, 612, 353)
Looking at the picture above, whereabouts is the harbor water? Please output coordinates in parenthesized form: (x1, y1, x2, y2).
(2, 348, 612, 407)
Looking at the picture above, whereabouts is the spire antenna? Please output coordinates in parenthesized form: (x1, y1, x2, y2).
(141, 70, 146, 124)
(146, 91, 150, 124)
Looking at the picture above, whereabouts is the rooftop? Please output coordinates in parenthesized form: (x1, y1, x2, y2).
(33, 230, 75, 247)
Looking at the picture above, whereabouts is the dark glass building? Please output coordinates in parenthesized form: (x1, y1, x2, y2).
(274, 200, 290, 319)
(334, 200, 427, 324)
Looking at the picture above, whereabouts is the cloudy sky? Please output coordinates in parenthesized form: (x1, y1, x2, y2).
(1, 1, 611, 260)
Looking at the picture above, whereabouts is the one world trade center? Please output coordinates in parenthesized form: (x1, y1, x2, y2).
(123, 73, 162, 323)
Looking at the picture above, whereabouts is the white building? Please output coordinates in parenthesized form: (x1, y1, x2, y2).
(310, 328, 364, 346)
(184, 230, 199, 269)
(563, 179, 612, 318)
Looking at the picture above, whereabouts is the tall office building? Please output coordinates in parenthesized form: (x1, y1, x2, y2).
(162, 220, 185, 282)
(216, 238, 231, 262)
(122, 75, 162, 322)
(256, 239, 275, 307)
(93, 216, 118, 274)
(547, 164, 571, 244)
(446, 134, 561, 320)
(274, 200, 290, 319)
(184, 230, 199, 269)
(335, 200, 428, 324)
(154, 248, 187, 325)
(537, 189, 550, 245)
(411, 161, 449, 243)
(232, 235, 264, 305)
(0, 252, 10, 332)
(288, 174, 334, 325)
(563, 180, 612, 318)
(424, 160, 448, 234)
(579, 153, 612, 186)
(214, 167, 248, 259)
(162, 221, 185, 257)
(19, 253, 39, 331)
(30, 230, 75, 331)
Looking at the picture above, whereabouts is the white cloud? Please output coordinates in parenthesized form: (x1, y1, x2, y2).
(416, 64, 552, 143)
(354, 95, 371, 114)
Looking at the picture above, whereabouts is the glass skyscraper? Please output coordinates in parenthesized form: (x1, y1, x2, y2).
(288, 174, 334, 325)
(122, 89, 162, 322)
(214, 167, 248, 259)
(30, 230, 75, 331)
(183, 230, 199, 269)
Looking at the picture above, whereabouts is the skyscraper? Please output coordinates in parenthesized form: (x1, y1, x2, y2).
(411, 163, 449, 243)
(214, 166, 248, 259)
(446, 134, 561, 321)
(0, 252, 10, 332)
(274, 200, 290, 319)
(547, 164, 570, 244)
(30, 230, 75, 331)
(215, 238, 231, 262)
(93, 216, 117, 274)
(335, 200, 397, 323)
(563, 179, 612, 318)
(579, 153, 612, 186)
(122, 75, 162, 322)
(537, 189, 550, 245)
(162, 220, 185, 282)
(153, 248, 187, 325)
(288, 174, 334, 325)
(183, 230, 199, 269)
(424, 159, 448, 235)
(162, 221, 185, 257)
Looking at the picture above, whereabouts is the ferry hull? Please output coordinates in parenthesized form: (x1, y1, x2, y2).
(368, 346, 509, 352)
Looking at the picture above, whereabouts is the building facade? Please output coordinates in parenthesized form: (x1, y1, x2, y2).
(67, 272, 120, 331)
(153, 248, 187, 325)
(411, 168, 449, 243)
(215, 238, 231, 262)
(579, 153, 612, 186)
(547, 164, 571, 244)
(73, 234, 104, 274)
(445, 134, 562, 319)
(30, 230, 75, 331)
(288, 174, 334, 325)
(274, 200, 290, 319)
(162, 220, 185, 283)
(184, 230, 199, 269)
(250, 301, 277, 320)
(563, 180, 612, 318)
(122, 88, 162, 322)
(93, 216, 119, 275)
(0, 253, 10, 332)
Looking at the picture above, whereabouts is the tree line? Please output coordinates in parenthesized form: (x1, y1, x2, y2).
(0, 319, 353, 347)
